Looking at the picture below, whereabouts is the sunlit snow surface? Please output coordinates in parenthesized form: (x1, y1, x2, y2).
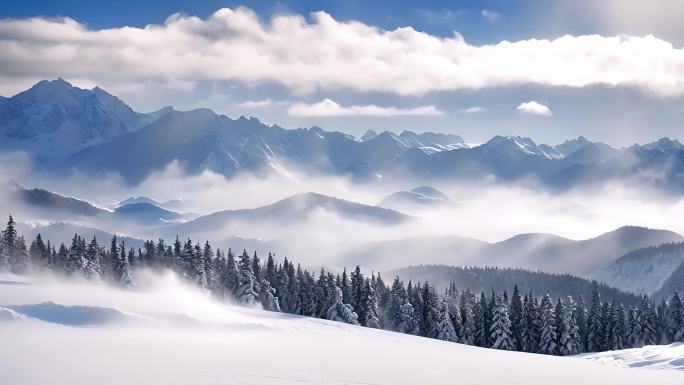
(1, 272, 683, 385)
(581, 343, 684, 372)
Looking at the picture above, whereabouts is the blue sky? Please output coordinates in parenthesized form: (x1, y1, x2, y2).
(2, 0, 684, 146)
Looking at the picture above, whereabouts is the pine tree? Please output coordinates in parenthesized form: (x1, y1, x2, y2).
(574, 295, 588, 351)
(360, 278, 381, 328)
(341, 268, 351, 304)
(521, 294, 539, 352)
(56, 243, 68, 272)
(202, 241, 214, 289)
(29, 233, 48, 269)
(222, 249, 239, 297)
(420, 282, 440, 338)
(1, 215, 18, 272)
(235, 250, 259, 305)
(490, 296, 515, 350)
(435, 298, 457, 342)
(265, 253, 276, 285)
(638, 295, 658, 346)
(65, 234, 85, 275)
(475, 292, 492, 347)
(350, 265, 364, 320)
(626, 307, 640, 348)
(9, 235, 29, 274)
(83, 236, 102, 279)
(608, 302, 627, 351)
(461, 298, 477, 345)
(558, 296, 581, 355)
(669, 292, 684, 342)
(510, 285, 524, 351)
(118, 243, 134, 286)
(446, 286, 462, 342)
(539, 293, 558, 355)
(586, 282, 604, 352)
(326, 285, 359, 325)
(258, 278, 281, 312)
(251, 251, 261, 282)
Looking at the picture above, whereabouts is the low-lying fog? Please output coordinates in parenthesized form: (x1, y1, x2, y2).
(2, 158, 683, 273)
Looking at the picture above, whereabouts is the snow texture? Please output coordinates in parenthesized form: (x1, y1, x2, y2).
(1, 272, 683, 385)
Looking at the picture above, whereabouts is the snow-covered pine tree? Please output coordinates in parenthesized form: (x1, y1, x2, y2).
(118, 243, 134, 287)
(608, 302, 627, 350)
(360, 278, 381, 328)
(446, 287, 462, 342)
(83, 236, 102, 280)
(203, 241, 214, 289)
(235, 249, 259, 305)
(435, 298, 457, 342)
(574, 295, 588, 352)
(299, 269, 317, 317)
(221, 249, 239, 297)
(0, 215, 17, 272)
(29, 233, 48, 269)
(389, 277, 405, 331)
(258, 278, 281, 312)
(314, 269, 330, 318)
(276, 260, 291, 312)
(191, 242, 206, 287)
(668, 292, 684, 342)
(350, 265, 365, 321)
(475, 292, 492, 347)
(341, 267, 351, 305)
(326, 285, 359, 325)
(586, 282, 604, 352)
(461, 295, 476, 345)
(558, 296, 581, 355)
(522, 294, 541, 352)
(490, 296, 515, 350)
(638, 295, 658, 346)
(539, 293, 558, 355)
(421, 282, 440, 338)
(265, 253, 276, 285)
(510, 285, 524, 351)
(55, 243, 68, 272)
(65, 234, 85, 275)
(9, 235, 29, 274)
(251, 251, 261, 283)
(626, 307, 640, 347)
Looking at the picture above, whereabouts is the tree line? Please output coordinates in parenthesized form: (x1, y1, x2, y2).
(1, 215, 683, 355)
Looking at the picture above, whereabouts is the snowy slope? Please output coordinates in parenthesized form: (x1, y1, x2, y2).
(581, 344, 684, 372)
(1, 273, 683, 385)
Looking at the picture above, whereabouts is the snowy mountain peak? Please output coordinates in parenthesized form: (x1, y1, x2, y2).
(0, 79, 166, 157)
(360, 129, 378, 141)
(644, 137, 684, 151)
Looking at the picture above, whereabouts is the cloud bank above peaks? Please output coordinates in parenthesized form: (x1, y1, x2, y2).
(288, 99, 443, 117)
(2, 7, 684, 98)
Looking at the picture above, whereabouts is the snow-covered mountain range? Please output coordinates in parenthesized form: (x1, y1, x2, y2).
(3, 79, 684, 191)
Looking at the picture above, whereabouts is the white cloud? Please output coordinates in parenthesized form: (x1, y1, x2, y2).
(464, 106, 486, 113)
(236, 99, 274, 108)
(516, 101, 552, 116)
(481, 10, 500, 22)
(2, 7, 684, 97)
(288, 98, 444, 117)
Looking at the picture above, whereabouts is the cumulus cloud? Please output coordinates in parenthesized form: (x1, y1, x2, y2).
(481, 10, 500, 22)
(464, 106, 486, 113)
(287, 98, 444, 117)
(2, 7, 684, 97)
(516, 101, 552, 116)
